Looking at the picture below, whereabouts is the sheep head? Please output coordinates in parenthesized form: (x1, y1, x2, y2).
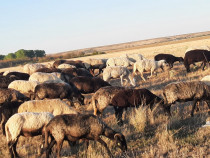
(114, 133, 127, 152)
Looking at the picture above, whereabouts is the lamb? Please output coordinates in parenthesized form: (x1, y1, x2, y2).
(33, 82, 84, 104)
(87, 86, 125, 115)
(70, 76, 111, 94)
(84, 58, 107, 76)
(0, 88, 29, 104)
(29, 72, 64, 83)
(106, 57, 133, 67)
(162, 81, 210, 117)
(154, 53, 184, 68)
(0, 101, 23, 135)
(121, 53, 145, 62)
(45, 114, 127, 158)
(133, 59, 168, 81)
(110, 88, 164, 125)
(103, 66, 136, 87)
(5, 112, 54, 158)
(57, 63, 76, 69)
(18, 99, 78, 115)
(184, 49, 210, 72)
(8, 80, 39, 98)
(23, 63, 48, 75)
(201, 75, 210, 85)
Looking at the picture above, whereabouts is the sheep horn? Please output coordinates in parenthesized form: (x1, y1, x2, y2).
(114, 133, 122, 139)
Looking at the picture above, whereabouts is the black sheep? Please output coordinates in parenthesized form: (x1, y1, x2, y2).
(154, 53, 184, 68)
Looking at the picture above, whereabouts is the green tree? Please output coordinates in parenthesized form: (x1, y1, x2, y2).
(0, 55, 5, 60)
(15, 49, 26, 59)
(4, 53, 16, 60)
(34, 50, 46, 57)
(25, 50, 35, 58)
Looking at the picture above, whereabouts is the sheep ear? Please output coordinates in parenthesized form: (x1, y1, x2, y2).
(114, 133, 122, 140)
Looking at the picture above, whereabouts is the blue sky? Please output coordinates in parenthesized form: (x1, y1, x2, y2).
(0, 0, 209, 55)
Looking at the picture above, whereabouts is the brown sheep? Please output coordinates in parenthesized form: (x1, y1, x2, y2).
(162, 81, 210, 117)
(0, 101, 23, 135)
(110, 88, 164, 125)
(87, 86, 125, 116)
(70, 76, 111, 94)
(184, 49, 210, 72)
(45, 114, 127, 158)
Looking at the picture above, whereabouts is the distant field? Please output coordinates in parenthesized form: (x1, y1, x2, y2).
(0, 33, 209, 158)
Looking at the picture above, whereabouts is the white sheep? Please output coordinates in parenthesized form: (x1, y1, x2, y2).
(23, 63, 47, 75)
(5, 112, 54, 158)
(8, 80, 39, 95)
(121, 53, 145, 62)
(201, 75, 210, 85)
(103, 66, 136, 86)
(29, 72, 64, 83)
(133, 59, 167, 81)
(57, 63, 76, 69)
(18, 99, 78, 116)
(106, 57, 133, 67)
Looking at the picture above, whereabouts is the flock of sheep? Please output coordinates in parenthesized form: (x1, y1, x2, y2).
(0, 48, 209, 158)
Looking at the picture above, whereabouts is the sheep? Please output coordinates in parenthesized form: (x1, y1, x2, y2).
(103, 66, 136, 87)
(53, 59, 86, 69)
(185, 46, 210, 53)
(87, 86, 125, 116)
(8, 80, 39, 98)
(184, 49, 210, 72)
(0, 75, 20, 89)
(84, 58, 107, 76)
(18, 99, 78, 115)
(162, 81, 210, 117)
(110, 88, 164, 125)
(70, 76, 111, 94)
(121, 53, 145, 62)
(106, 57, 133, 67)
(45, 114, 127, 158)
(29, 72, 64, 83)
(5, 112, 54, 158)
(0, 101, 23, 135)
(35, 67, 62, 73)
(6, 71, 30, 80)
(61, 68, 93, 82)
(33, 82, 84, 104)
(201, 75, 210, 85)
(154, 53, 184, 68)
(3, 71, 21, 76)
(23, 63, 48, 75)
(133, 59, 168, 81)
(57, 63, 76, 69)
(0, 88, 29, 104)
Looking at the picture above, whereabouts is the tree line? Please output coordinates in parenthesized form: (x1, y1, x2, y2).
(0, 49, 46, 60)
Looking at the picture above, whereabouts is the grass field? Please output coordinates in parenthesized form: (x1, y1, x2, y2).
(0, 36, 209, 158)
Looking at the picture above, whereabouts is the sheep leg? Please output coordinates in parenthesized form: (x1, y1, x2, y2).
(120, 75, 124, 86)
(46, 139, 56, 158)
(97, 138, 113, 158)
(12, 140, 19, 158)
(56, 140, 64, 158)
(140, 73, 146, 81)
(114, 107, 124, 126)
(191, 100, 198, 117)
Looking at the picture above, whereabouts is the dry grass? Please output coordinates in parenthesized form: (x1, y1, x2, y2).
(0, 37, 210, 158)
